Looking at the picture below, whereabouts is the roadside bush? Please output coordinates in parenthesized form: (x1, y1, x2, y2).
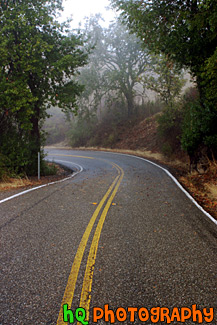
(181, 99, 203, 155)
(0, 153, 10, 180)
(181, 85, 217, 158)
(181, 99, 217, 167)
(40, 161, 58, 176)
(161, 142, 173, 158)
(156, 86, 217, 163)
(103, 131, 119, 148)
(135, 99, 163, 119)
(0, 128, 31, 176)
(69, 114, 97, 147)
(157, 103, 183, 155)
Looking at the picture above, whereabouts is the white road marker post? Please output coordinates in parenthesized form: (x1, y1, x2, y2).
(38, 152, 40, 180)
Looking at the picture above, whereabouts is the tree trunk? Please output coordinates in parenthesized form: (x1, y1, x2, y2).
(126, 93, 134, 118)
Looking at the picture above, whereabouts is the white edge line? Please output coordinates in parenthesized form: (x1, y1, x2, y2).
(0, 160, 83, 205)
(2, 151, 216, 226)
(100, 150, 217, 227)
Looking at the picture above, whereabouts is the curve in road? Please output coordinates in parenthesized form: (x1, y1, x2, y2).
(0, 149, 216, 325)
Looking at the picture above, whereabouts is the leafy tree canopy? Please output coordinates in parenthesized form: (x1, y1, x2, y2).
(0, 0, 88, 175)
(77, 17, 151, 118)
(111, 0, 217, 72)
(111, 0, 217, 159)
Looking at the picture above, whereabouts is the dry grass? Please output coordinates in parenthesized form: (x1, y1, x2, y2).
(204, 160, 217, 201)
(206, 184, 217, 200)
(179, 160, 217, 217)
(45, 141, 71, 150)
(0, 163, 66, 191)
(0, 177, 33, 191)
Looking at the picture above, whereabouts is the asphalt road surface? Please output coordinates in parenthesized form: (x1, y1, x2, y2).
(0, 149, 216, 325)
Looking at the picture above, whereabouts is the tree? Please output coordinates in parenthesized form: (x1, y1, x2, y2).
(0, 0, 88, 175)
(112, 0, 217, 158)
(76, 15, 106, 115)
(143, 54, 186, 107)
(102, 21, 150, 117)
(111, 1, 217, 77)
(77, 17, 150, 118)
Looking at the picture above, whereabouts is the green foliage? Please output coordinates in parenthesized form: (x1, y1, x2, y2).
(68, 17, 157, 149)
(0, 153, 10, 180)
(69, 111, 97, 147)
(112, 0, 217, 160)
(157, 86, 217, 161)
(161, 142, 173, 158)
(71, 17, 184, 150)
(112, 0, 217, 72)
(136, 99, 163, 119)
(202, 48, 217, 110)
(0, 117, 33, 176)
(68, 96, 162, 149)
(77, 17, 150, 118)
(102, 21, 150, 117)
(181, 100, 202, 155)
(157, 104, 183, 155)
(144, 54, 186, 107)
(182, 99, 217, 156)
(40, 161, 58, 176)
(0, 0, 88, 176)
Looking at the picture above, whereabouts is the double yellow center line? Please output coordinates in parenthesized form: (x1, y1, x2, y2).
(55, 157, 124, 324)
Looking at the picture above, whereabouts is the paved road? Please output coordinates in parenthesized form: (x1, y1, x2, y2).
(0, 149, 216, 324)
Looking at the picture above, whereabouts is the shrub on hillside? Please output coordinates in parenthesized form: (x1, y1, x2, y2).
(157, 103, 183, 155)
(157, 86, 217, 166)
(181, 99, 217, 170)
(0, 153, 10, 180)
(69, 114, 97, 147)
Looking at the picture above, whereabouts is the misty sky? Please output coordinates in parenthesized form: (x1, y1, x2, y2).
(59, 0, 116, 28)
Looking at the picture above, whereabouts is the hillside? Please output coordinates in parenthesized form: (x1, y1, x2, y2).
(83, 113, 188, 164)
(113, 115, 160, 152)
